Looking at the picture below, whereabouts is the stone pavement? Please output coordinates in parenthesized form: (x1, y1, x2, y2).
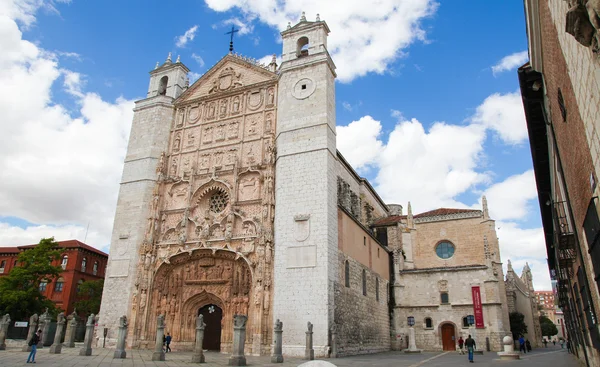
(0, 342, 580, 366)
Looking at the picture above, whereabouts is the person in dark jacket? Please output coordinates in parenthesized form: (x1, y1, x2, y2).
(26, 329, 41, 363)
(458, 336, 465, 354)
(465, 335, 476, 363)
(526, 339, 532, 352)
(165, 332, 172, 352)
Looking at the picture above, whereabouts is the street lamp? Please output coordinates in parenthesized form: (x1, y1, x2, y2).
(407, 316, 415, 327)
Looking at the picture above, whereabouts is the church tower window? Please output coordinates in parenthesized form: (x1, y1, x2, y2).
(158, 76, 168, 95)
(344, 260, 350, 288)
(440, 292, 449, 304)
(435, 241, 455, 259)
(362, 269, 367, 296)
(209, 191, 228, 213)
(297, 36, 309, 57)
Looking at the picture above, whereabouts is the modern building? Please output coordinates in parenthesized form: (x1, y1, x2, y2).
(0, 240, 108, 316)
(520, 0, 600, 365)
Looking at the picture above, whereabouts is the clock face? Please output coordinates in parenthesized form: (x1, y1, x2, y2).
(292, 78, 316, 100)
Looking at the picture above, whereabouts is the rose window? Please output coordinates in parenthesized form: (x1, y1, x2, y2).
(209, 191, 228, 213)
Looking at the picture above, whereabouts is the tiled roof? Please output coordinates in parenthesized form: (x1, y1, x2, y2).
(372, 208, 481, 226)
(0, 247, 20, 254)
(18, 240, 108, 257)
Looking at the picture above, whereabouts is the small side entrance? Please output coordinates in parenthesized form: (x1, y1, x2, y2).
(441, 323, 456, 351)
(198, 304, 223, 351)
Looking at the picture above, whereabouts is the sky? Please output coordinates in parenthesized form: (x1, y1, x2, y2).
(0, 0, 552, 290)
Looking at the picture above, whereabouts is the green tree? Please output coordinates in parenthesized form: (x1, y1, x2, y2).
(72, 279, 104, 315)
(510, 312, 528, 339)
(539, 315, 559, 338)
(0, 237, 63, 320)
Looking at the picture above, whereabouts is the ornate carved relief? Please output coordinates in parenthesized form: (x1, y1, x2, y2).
(243, 141, 261, 167)
(247, 89, 263, 111)
(173, 133, 182, 152)
(219, 99, 229, 119)
(238, 172, 261, 201)
(206, 102, 217, 120)
(228, 121, 240, 139)
(202, 126, 213, 144)
(266, 87, 275, 106)
(176, 109, 185, 128)
(188, 105, 201, 124)
(245, 113, 263, 138)
(231, 95, 242, 115)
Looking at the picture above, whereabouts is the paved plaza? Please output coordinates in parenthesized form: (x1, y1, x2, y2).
(0, 343, 580, 366)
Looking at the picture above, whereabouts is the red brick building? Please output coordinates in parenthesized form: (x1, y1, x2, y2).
(0, 240, 108, 316)
(535, 290, 555, 310)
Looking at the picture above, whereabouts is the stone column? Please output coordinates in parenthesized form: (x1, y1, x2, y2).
(304, 322, 314, 360)
(271, 319, 283, 363)
(0, 314, 11, 350)
(404, 327, 422, 353)
(330, 323, 337, 358)
(228, 314, 247, 366)
(151, 314, 166, 361)
(113, 315, 128, 359)
(191, 314, 206, 363)
(39, 309, 51, 347)
(22, 314, 38, 352)
(79, 314, 95, 356)
(49, 312, 65, 354)
(65, 311, 78, 348)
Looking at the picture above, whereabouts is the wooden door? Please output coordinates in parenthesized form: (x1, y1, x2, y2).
(199, 304, 223, 350)
(441, 324, 455, 351)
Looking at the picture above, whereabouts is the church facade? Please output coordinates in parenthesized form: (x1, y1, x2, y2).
(98, 15, 511, 356)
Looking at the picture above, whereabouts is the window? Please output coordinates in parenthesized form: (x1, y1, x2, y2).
(440, 292, 449, 304)
(0, 260, 5, 273)
(577, 267, 600, 348)
(462, 316, 469, 328)
(93, 261, 98, 276)
(61, 255, 68, 270)
(77, 279, 84, 294)
(584, 199, 600, 296)
(435, 241, 455, 259)
(158, 76, 168, 95)
(376, 278, 380, 301)
(81, 257, 87, 272)
(344, 260, 350, 288)
(39, 281, 47, 292)
(209, 190, 228, 213)
(377, 247, 380, 258)
(55, 278, 64, 292)
(13, 260, 17, 267)
(297, 36, 309, 57)
(425, 317, 433, 329)
(363, 237, 366, 246)
(362, 269, 367, 296)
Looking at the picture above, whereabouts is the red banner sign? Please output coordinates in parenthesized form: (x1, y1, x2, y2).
(472, 286, 484, 328)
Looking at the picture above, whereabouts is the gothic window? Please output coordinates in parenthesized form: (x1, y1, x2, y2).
(425, 317, 433, 329)
(93, 261, 98, 276)
(297, 36, 309, 57)
(39, 281, 47, 293)
(55, 277, 64, 292)
(440, 292, 449, 304)
(61, 255, 68, 270)
(209, 191, 228, 213)
(462, 316, 469, 328)
(344, 260, 350, 288)
(376, 278, 380, 301)
(158, 76, 168, 95)
(435, 241, 455, 259)
(362, 269, 367, 296)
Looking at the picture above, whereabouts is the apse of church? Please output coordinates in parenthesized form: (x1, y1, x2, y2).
(128, 56, 279, 353)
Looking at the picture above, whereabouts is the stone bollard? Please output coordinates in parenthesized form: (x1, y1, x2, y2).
(65, 310, 78, 348)
(39, 308, 51, 347)
(305, 321, 314, 360)
(191, 314, 206, 363)
(79, 314, 96, 356)
(22, 314, 39, 352)
(228, 314, 247, 366)
(49, 312, 65, 354)
(151, 314, 166, 361)
(330, 323, 337, 358)
(404, 326, 422, 353)
(497, 335, 520, 360)
(0, 314, 10, 350)
(113, 315, 128, 359)
(271, 319, 283, 363)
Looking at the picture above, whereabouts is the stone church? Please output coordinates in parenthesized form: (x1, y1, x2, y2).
(98, 14, 511, 356)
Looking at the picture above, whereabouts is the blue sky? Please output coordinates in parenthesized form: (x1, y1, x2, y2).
(0, 0, 551, 289)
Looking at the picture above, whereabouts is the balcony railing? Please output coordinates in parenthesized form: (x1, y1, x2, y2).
(554, 200, 577, 266)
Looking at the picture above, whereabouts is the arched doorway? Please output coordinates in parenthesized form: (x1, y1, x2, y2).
(441, 323, 456, 351)
(199, 304, 223, 350)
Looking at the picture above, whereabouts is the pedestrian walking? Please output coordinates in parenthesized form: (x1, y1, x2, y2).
(165, 332, 172, 352)
(26, 329, 41, 364)
(543, 338, 548, 348)
(519, 336, 526, 353)
(560, 339, 564, 349)
(458, 336, 464, 355)
(553, 339, 556, 346)
(566, 339, 571, 353)
(465, 334, 476, 363)
(526, 339, 532, 352)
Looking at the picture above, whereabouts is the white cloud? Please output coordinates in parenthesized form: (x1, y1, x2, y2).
(188, 72, 202, 84)
(505, 258, 552, 291)
(342, 101, 352, 112)
(203, 0, 438, 82)
(175, 25, 198, 48)
(191, 53, 205, 68)
(337, 116, 384, 172)
(257, 54, 281, 67)
(492, 50, 528, 75)
(222, 17, 254, 36)
(471, 91, 528, 145)
(0, 3, 135, 250)
(483, 170, 538, 221)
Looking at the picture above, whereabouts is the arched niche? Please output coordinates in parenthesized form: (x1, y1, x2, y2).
(297, 36, 309, 57)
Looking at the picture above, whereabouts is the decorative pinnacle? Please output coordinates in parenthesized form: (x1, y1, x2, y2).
(176, 55, 181, 63)
(287, 22, 291, 30)
(166, 52, 172, 63)
(154, 61, 159, 69)
(300, 11, 306, 22)
(316, 13, 320, 21)
(270, 54, 277, 64)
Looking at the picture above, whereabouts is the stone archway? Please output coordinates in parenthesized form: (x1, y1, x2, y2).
(147, 249, 252, 351)
(199, 303, 223, 350)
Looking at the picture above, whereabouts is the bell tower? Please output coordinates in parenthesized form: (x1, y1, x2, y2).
(273, 13, 338, 357)
(98, 54, 189, 345)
